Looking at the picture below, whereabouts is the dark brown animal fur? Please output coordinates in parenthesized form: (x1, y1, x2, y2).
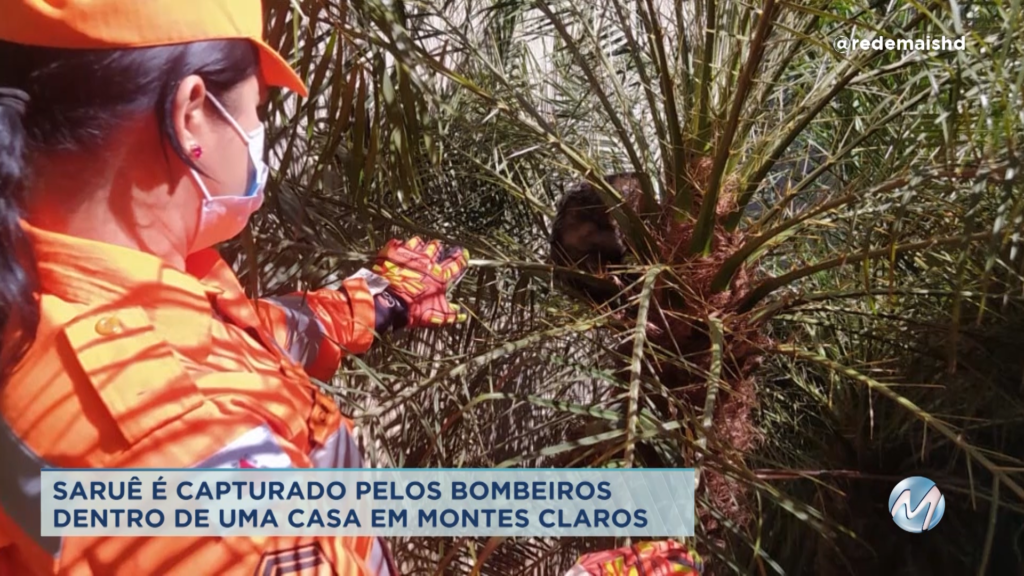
(549, 165, 768, 561)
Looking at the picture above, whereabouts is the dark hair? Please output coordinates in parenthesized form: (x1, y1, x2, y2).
(0, 39, 259, 380)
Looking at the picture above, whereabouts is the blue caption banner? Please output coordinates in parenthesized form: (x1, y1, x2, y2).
(41, 469, 695, 538)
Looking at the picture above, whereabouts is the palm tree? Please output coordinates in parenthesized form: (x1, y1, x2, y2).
(236, 0, 1024, 573)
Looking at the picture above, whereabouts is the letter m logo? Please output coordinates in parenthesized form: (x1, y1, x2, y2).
(891, 485, 943, 530)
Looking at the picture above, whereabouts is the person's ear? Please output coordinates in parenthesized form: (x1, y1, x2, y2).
(172, 75, 210, 158)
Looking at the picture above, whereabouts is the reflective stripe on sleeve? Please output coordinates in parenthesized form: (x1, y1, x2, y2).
(308, 426, 362, 470)
(261, 294, 327, 372)
(366, 537, 392, 576)
(194, 424, 294, 469)
(309, 428, 395, 576)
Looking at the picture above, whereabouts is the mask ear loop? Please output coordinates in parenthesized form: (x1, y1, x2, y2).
(205, 93, 252, 142)
(206, 93, 268, 198)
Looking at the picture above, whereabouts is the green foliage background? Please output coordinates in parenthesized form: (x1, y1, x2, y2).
(225, 0, 1024, 573)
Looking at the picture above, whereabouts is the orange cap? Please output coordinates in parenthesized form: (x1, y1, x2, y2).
(0, 0, 308, 97)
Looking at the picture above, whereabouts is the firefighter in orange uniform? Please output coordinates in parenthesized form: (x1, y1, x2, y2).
(0, 0, 468, 574)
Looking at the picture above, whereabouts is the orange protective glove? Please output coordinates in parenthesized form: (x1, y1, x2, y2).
(565, 540, 702, 576)
(372, 236, 469, 328)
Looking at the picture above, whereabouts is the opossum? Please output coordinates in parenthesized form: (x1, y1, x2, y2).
(549, 173, 644, 305)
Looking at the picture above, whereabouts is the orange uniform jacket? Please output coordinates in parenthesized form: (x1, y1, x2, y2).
(0, 222, 396, 576)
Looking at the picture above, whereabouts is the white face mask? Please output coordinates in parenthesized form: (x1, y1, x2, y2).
(187, 93, 268, 253)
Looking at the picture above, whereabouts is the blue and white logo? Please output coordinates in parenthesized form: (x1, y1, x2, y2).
(889, 476, 945, 532)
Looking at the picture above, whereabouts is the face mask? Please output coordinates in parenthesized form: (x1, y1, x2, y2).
(187, 93, 269, 253)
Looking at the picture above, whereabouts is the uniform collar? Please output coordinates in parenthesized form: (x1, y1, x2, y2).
(23, 221, 223, 306)
(23, 221, 225, 361)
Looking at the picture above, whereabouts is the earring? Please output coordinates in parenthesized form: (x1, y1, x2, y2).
(190, 144, 203, 159)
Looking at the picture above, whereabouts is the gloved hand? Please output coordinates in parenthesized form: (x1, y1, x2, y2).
(371, 236, 469, 329)
(564, 540, 702, 576)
